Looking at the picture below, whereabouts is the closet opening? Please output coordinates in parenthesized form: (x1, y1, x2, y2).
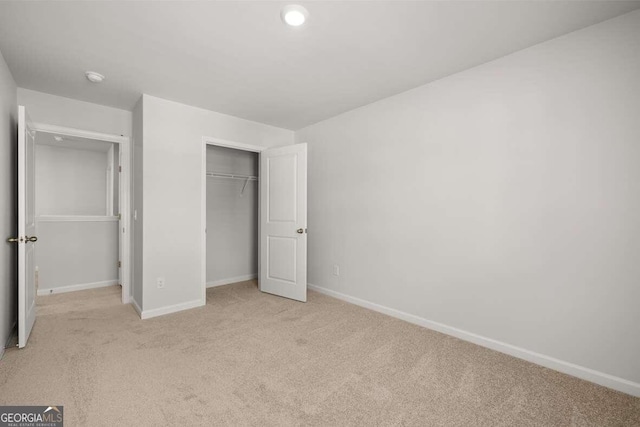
(201, 137, 307, 304)
(205, 143, 260, 298)
(34, 131, 124, 303)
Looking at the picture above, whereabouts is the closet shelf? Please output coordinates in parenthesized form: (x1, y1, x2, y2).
(207, 171, 258, 196)
(206, 172, 258, 181)
(37, 215, 119, 222)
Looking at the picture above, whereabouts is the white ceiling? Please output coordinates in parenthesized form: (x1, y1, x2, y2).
(1, 1, 638, 130)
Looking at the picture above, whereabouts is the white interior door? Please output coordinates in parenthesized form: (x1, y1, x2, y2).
(18, 105, 37, 348)
(259, 143, 307, 302)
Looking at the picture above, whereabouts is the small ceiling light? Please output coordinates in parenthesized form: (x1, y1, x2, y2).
(54, 135, 63, 142)
(85, 71, 105, 83)
(281, 5, 309, 27)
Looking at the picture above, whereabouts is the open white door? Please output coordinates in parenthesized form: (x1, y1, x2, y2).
(259, 143, 307, 302)
(17, 106, 37, 348)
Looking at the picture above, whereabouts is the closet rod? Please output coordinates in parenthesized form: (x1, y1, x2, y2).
(206, 172, 258, 181)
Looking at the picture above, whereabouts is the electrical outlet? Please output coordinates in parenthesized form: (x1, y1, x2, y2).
(157, 277, 165, 289)
(333, 265, 340, 276)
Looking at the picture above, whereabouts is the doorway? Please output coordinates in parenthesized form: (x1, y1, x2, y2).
(201, 137, 308, 304)
(205, 145, 259, 291)
(31, 122, 131, 305)
(34, 132, 120, 297)
(15, 108, 131, 348)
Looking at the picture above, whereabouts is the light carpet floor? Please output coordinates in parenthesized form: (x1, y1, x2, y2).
(0, 281, 638, 426)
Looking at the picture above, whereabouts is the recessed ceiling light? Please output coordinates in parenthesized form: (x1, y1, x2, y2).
(281, 5, 308, 27)
(54, 135, 63, 142)
(85, 71, 105, 83)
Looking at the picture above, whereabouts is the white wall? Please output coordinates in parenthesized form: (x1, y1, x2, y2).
(0, 49, 17, 354)
(17, 88, 132, 137)
(140, 95, 293, 314)
(206, 145, 258, 284)
(296, 10, 640, 391)
(36, 220, 118, 293)
(35, 145, 109, 216)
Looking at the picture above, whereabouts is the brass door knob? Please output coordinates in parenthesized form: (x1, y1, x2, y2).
(7, 237, 20, 243)
(26, 236, 38, 242)
(296, 228, 304, 234)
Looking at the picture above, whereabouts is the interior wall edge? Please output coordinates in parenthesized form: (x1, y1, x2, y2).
(130, 297, 142, 318)
(308, 283, 640, 398)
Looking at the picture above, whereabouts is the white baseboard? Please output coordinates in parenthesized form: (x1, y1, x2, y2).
(206, 274, 257, 288)
(131, 298, 142, 318)
(141, 299, 205, 320)
(308, 283, 640, 398)
(37, 280, 119, 296)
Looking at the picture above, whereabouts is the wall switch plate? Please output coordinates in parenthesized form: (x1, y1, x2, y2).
(157, 277, 165, 289)
(333, 265, 340, 276)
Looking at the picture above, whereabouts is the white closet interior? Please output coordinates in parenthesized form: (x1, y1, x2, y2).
(35, 132, 120, 295)
(206, 145, 259, 287)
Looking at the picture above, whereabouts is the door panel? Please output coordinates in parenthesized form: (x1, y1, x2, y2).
(267, 154, 297, 222)
(18, 105, 37, 348)
(267, 236, 297, 283)
(260, 144, 307, 302)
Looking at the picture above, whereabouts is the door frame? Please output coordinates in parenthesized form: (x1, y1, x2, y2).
(31, 122, 132, 304)
(201, 136, 265, 304)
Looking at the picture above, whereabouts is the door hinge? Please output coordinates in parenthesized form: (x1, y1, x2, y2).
(118, 261, 121, 268)
(119, 165, 122, 172)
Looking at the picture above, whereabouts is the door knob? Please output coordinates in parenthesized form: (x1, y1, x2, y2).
(7, 237, 21, 243)
(25, 236, 38, 242)
(296, 228, 304, 234)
